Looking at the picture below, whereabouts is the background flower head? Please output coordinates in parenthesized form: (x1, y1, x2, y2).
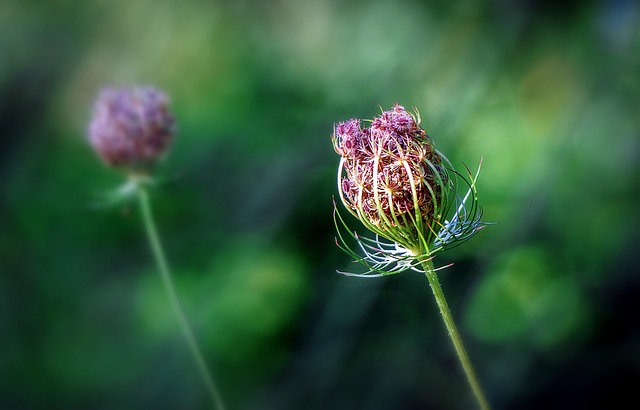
(88, 86, 176, 173)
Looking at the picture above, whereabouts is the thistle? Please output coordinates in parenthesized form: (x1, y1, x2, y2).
(87, 86, 225, 410)
(332, 103, 490, 409)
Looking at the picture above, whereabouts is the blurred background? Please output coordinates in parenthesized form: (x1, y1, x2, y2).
(1, 0, 639, 409)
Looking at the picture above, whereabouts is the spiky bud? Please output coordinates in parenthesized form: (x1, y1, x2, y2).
(88, 86, 176, 173)
(332, 103, 484, 276)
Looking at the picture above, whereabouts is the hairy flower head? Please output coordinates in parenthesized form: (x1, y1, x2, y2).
(88, 86, 176, 174)
(332, 103, 484, 276)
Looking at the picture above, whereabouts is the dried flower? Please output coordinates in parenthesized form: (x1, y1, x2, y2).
(332, 103, 485, 276)
(88, 86, 176, 173)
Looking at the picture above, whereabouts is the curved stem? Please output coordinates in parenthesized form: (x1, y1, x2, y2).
(421, 259, 490, 410)
(136, 184, 226, 410)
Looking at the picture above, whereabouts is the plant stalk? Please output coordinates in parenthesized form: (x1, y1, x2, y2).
(136, 185, 226, 410)
(422, 259, 490, 410)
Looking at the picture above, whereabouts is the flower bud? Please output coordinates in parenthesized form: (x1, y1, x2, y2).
(333, 103, 449, 254)
(332, 104, 484, 276)
(88, 86, 176, 173)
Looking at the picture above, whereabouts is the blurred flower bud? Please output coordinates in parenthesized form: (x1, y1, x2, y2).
(88, 86, 176, 174)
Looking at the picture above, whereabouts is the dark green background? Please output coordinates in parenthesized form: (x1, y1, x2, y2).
(2, 0, 639, 409)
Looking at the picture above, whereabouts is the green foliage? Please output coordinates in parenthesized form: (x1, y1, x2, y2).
(136, 238, 309, 364)
(465, 246, 591, 349)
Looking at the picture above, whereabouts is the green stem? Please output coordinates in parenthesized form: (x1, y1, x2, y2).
(421, 259, 490, 410)
(136, 184, 226, 410)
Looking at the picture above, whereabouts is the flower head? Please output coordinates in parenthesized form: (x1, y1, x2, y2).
(332, 103, 485, 276)
(88, 86, 176, 174)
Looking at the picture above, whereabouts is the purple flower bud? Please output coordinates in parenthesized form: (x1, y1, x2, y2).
(88, 86, 176, 173)
(333, 103, 447, 252)
(370, 104, 416, 134)
(332, 104, 486, 276)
